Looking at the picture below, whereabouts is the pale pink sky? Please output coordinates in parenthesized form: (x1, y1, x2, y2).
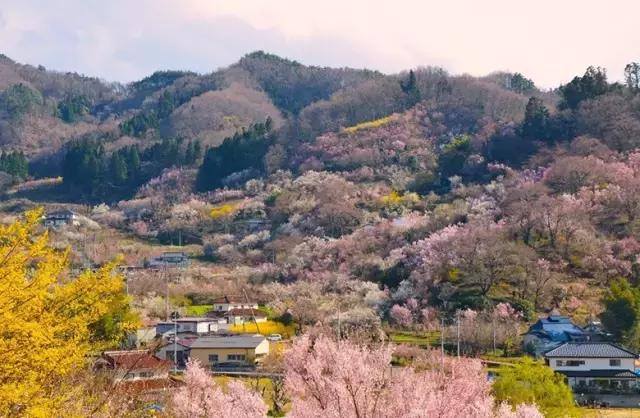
(1, 0, 639, 87)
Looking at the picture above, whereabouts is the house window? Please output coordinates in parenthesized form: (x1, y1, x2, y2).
(565, 360, 585, 367)
(610, 359, 621, 367)
(228, 354, 246, 361)
(208, 354, 219, 363)
(556, 360, 564, 367)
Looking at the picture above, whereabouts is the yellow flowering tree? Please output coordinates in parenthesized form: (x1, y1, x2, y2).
(0, 210, 138, 416)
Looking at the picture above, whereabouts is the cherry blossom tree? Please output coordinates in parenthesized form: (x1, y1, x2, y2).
(171, 360, 267, 418)
(285, 333, 541, 418)
(390, 304, 413, 327)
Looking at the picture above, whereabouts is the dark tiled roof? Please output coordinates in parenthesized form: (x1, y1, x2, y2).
(557, 369, 639, 378)
(190, 335, 266, 349)
(544, 343, 638, 358)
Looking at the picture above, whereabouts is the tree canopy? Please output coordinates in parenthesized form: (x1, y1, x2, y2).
(0, 210, 138, 415)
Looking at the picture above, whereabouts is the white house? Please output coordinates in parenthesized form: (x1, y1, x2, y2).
(155, 317, 224, 336)
(211, 295, 259, 312)
(146, 251, 189, 269)
(544, 342, 639, 392)
(43, 209, 79, 228)
(224, 308, 267, 324)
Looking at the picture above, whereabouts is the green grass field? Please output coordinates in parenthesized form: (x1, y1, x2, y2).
(388, 330, 441, 346)
(183, 304, 213, 316)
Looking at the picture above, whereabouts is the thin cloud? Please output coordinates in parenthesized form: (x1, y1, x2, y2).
(1, 0, 639, 87)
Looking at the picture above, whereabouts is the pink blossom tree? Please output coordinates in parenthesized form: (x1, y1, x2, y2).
(171, 360, 267, 418)
(285, 334, 541, 418)
(390, 304, 413, 327)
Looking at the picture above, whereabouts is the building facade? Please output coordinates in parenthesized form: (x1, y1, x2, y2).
(545, 342, 639, 393)
(43, 209, 79, 228)
(188, 335, 269, 369)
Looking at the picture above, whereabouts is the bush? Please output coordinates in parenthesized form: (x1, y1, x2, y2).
(492, 358, 577, 418)
(229, 320, 296, 338)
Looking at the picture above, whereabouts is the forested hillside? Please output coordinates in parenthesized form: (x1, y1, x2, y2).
(4, 52, 640, 352)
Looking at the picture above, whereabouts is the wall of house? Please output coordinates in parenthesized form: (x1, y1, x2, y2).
(228, 315, 267, 324)
(213, 302, 259, 312)
(114, 367, 169, 382)
(189, 341, 269, 366)
(196, 322, 214, 334)
(549, 357, 635, 371)
(190, 347, 256, 366)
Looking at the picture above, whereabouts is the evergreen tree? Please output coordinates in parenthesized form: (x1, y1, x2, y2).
(196, 119, 274, 191)
(110, 153, 128, 185)
(509, 73, 536, 94)
(520, 97, 550, 140)
(559, 66, 609, 109)
(0, 151, 28, 179)
(127, 146, 141, 177)
(400, 70, 421, 107)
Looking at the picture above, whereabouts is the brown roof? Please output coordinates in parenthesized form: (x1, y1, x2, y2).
(211, 295, 245, 304)
(101, 350, 172, 371)
(225, 308, 266, 318)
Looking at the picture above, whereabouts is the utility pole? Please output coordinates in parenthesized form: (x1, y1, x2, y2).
(242, 288, 260, 334)
(164, 261, 169, 321)
(337, 307, 341, 343)
(456, 311, 460, 358)
(440, 316, 445, 372)
(172, 311, 178, 373)
(492, 317, 497, 354)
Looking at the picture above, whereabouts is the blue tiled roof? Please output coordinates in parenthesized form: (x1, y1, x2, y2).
(527, 314, 585, 342)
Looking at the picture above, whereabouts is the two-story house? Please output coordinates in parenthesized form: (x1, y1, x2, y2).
(43, 209, 79, 228)
(206, 296, 266, 324)
(210, 295, 258, 312)
(544, 342, 639, 392)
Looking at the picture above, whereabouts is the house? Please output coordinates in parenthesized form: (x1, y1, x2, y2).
(95, 350, 173, 390)
(146, 251, 190, 269)
(211, 295, 259, 312)
(544, 342, 639, 392)
(207, 308, 267, 325)
(188, 334, 269, 369)
(523, 311, 587, 356)
(43, 209, 79, 228)
(155, 317, 225, 336)
(226, 308, 267, 324)
(156, 337, 197, 369)
(206, 296, 265, 324)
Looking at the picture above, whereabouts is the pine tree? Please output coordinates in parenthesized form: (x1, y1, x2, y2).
(110, 153, 128, 185)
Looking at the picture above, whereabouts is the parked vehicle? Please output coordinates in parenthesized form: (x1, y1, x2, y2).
(267, 334, 282, 341)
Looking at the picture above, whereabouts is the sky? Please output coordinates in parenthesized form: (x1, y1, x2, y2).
(1, 0, 639, 88)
